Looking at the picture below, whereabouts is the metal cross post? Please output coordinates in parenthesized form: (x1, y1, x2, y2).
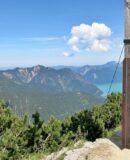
(122, 0, 130, 149)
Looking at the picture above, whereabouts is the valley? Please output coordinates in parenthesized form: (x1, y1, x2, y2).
(0, 61, 122, 119)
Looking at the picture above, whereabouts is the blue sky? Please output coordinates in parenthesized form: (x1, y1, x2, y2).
(0, 0, 124, 67)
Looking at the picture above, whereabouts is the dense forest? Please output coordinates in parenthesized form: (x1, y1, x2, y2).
(0, 92, 121, 160)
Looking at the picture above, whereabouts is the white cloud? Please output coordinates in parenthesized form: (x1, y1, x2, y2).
(90, 39, 111, 52)
(67, 36, 80, 52)
(68, 23, 112, 52)
(22, 36, 67, 42)
(63, 52, 74, 57)
(68, 36, 79, 46)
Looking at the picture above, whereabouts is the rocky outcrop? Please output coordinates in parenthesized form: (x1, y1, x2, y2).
(43, 139, 130, 160)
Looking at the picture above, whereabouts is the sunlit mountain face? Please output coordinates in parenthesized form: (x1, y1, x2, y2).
(0, 65, 104, 119)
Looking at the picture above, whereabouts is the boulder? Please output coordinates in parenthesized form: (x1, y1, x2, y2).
(43, 139, 130, 160)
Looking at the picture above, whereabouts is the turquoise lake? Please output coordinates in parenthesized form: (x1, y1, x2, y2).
(96, 83, 122, 97)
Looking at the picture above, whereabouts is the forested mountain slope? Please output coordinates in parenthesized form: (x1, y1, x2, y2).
(0, 65, 103, 119)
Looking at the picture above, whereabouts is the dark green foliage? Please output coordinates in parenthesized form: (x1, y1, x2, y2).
(0, 105, 28, 159)
(26, 112, 45, 152)
(60, 93, 121, 142)
(92, 92, 121, 131)
(0, 93, 121, 159)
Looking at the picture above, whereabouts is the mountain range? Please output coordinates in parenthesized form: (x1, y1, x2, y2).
(1, 65, 101, 95)
(54, 61, 122, 84)
(0, 61, 121, 119)
(0, 65, 103, 119)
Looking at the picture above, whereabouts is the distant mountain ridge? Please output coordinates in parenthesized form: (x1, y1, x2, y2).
(1, 65, 101, 95)
(0, 61, 121, 119)
(0, 65, 103, 119)
(54, 61, 122, 84)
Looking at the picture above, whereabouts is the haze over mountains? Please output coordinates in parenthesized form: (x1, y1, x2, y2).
(54, 61, 122, 84)
(0, 61, 121, 119)
(1, 65, 101, 95)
